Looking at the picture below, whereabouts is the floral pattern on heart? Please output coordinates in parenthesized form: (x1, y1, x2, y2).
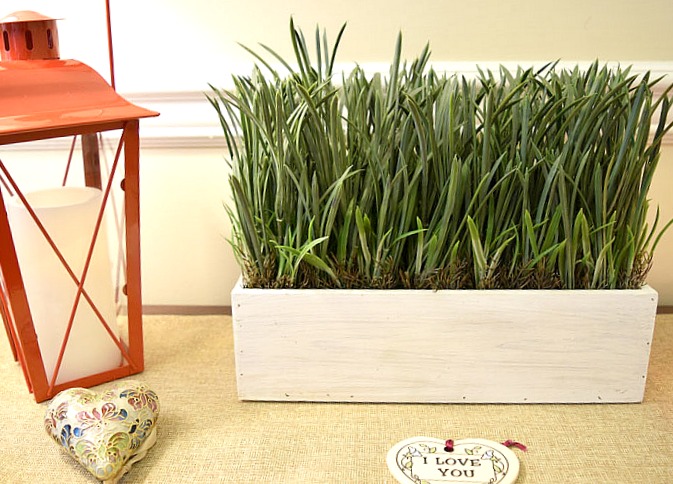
(44, 380, 160, 482)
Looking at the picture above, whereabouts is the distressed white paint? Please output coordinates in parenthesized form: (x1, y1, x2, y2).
(232, 280, 657, 403)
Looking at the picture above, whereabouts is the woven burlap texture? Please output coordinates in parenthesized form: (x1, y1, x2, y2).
(1, 314, 672, 483)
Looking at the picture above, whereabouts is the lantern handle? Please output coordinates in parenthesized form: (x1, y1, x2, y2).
(105, 0, 116, 90)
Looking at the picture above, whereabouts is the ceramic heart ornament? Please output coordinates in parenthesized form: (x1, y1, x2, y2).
(44, 380, 160, 483)
(387, 437, 520, 484)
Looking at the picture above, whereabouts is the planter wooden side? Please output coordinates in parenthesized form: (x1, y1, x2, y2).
(231, 279, 657, 403)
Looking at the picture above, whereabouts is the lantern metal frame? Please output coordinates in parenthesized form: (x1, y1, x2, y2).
(0, 58, 158, 402)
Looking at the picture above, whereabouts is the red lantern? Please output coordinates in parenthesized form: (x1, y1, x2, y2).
(0, 9, 158, 402)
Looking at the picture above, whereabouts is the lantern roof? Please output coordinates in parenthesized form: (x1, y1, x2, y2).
(0, 10, 58, 24)
(0, 59, 158, 145)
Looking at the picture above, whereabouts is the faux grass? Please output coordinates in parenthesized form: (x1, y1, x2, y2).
(209, 21, 673, 290)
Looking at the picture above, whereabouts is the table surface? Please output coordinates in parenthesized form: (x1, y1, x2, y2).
(0, 313, 671, 483)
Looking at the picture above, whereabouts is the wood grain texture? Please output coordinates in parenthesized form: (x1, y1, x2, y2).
(231, 280, 657, 403)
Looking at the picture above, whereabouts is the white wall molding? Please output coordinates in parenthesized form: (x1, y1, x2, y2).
(3, 61, 671, 152)
(115, 60, 673, 149)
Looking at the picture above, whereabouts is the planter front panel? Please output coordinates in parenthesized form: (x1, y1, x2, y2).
(231, 283, 657, 403)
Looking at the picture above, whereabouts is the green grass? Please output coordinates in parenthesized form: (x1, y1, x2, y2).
(209, 21, 673, 290)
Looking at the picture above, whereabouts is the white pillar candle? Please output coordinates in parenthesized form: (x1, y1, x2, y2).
(6, 186, 122, 384)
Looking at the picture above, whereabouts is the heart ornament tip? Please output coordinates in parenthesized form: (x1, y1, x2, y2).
(44, 380, 160, 483)
(387, 436, 519, 484)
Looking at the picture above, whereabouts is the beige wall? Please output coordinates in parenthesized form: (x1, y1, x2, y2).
(1, 1, 672, 305)
(646, 146, 673, 303)
(3, 0, 672, 91)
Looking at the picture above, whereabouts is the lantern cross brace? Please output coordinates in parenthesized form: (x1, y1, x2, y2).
(60, 132, 129, 310)
(0, 126, 137, 394)
(97, 133, 130, 314)
(61, 135, 78, 187)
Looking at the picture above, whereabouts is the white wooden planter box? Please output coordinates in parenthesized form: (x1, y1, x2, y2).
(231, 279, 657, 403)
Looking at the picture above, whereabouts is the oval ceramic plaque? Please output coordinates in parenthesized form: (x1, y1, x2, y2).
(44, 380, 160, 483)
(387, 437, 519, 484)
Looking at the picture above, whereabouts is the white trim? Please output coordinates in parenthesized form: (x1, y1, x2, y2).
(2, 61, 671, 151)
